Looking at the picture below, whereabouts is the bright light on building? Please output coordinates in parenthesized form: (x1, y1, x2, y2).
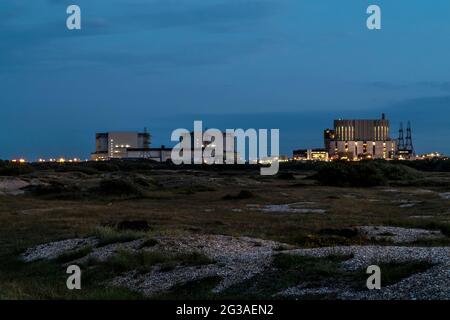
(11, 159, 26, 164)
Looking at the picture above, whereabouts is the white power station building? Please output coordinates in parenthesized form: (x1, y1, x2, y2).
(324, 114, 397, 160)
(91, 131, 171, 162)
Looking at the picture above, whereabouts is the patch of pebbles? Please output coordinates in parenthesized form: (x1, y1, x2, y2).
(111, 235, 280, 295)
(21, 232, 450, 299)
(392, 199, 422, 208)
(439, 192, 450, 200)
(356, 226, 443, 243)
(22, 234, 281, 296)
(21, 237, 98, 262)
(77, 239, 145, 264)
(280, 245, 450, 300)
(0, 178, 30, 196)
(260, 202, 326, 214)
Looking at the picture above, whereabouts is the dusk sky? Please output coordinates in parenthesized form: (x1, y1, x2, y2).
(1, 0, 450, 160)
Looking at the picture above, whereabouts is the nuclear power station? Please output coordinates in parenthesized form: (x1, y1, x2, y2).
(317, 114, 415, 161)
(90, 130, 172, 162)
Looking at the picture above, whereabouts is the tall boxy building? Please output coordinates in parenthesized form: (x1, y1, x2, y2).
(91, 131, 151, 160)
(178, 131, 239, 164)
(324, 114, 396, 160)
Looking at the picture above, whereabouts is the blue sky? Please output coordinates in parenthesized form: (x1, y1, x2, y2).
(1, 0, 450, 159)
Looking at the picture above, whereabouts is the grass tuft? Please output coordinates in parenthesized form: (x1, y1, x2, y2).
(54, 246, 93, 264)
(97, 250, 214, 275)
(94, 226, 146, 247)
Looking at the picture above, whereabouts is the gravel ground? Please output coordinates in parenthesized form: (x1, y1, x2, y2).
(260, 202, 326, 214)
(391, 199, 423, 208)
(21, 232, 450, 299)
(75, 239, 145, 264)
(21, 237, 98, 262)
(112, 235, 280, 295)
(439, 192, 450, 200)
(0, 178, 29, 196)
(356, 226, 443, 243)
(22, 234, 281, 296)
(281, 245, 450, 299)
(112, 265, 222, 296)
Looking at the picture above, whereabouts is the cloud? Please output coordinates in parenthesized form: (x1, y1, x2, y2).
(367, 81, 410, 90)
(367, 81, 450, 92)
(118, 0, 277, 32)
(0, 0, 279, 73)
(414, 81, 450, 92)
(388, 95, 450, 114)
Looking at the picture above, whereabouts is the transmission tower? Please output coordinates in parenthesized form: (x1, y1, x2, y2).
(397, 122, 405, 151)
(405, 121, 415, 156)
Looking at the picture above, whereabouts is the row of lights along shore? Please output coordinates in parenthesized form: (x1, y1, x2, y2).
(11, 158, 87, 164)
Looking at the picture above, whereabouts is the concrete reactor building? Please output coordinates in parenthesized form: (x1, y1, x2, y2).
(178, 131, 240, 164)
(91, 130, 172, 162)
(324, 114, 396, 160)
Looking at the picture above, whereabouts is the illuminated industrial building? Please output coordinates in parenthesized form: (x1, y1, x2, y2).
(178, 131, 240, 164)
(324, 114, 396, 160)
(417, 152, 445, 160)
(293, 149, 329, 161)
(91, 130, 172, 162)
(91, 131, 151, 160)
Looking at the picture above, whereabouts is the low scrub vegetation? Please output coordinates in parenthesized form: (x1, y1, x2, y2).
(93, 178, 145, 197)
(374, 261, 434, 287)
(97, 249, 214, 274)
(0, 160, 35, 176)
(94, 226, 147, 247)
(312, 161, 422, 187)
(223, 190, 254, 200)
(23, 182, 84, 200)
(54, 246, 93, 264)
(384, 220, 450, 238)
(220, 254, 353, 299)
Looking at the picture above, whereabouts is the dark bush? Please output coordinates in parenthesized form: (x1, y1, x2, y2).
(277, 172, 296, 180)
(117, 220, 151, 232)
(396, 159, 450, 172)
(24, 183, 67, 196)
(23, 182, 84, 200)
(89, 162, 120, 172)
(0, 161, 35, 176)
(223, 190, 254, 200)
(312, 162, 387, 187)
(318, 228, 359, 238)
(140, 239, 159, 248)
(95, 178, 143, 196)
(311, 161, 422, 187)
(373, 162, 422, 181)
(54, 165, 99, 175)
